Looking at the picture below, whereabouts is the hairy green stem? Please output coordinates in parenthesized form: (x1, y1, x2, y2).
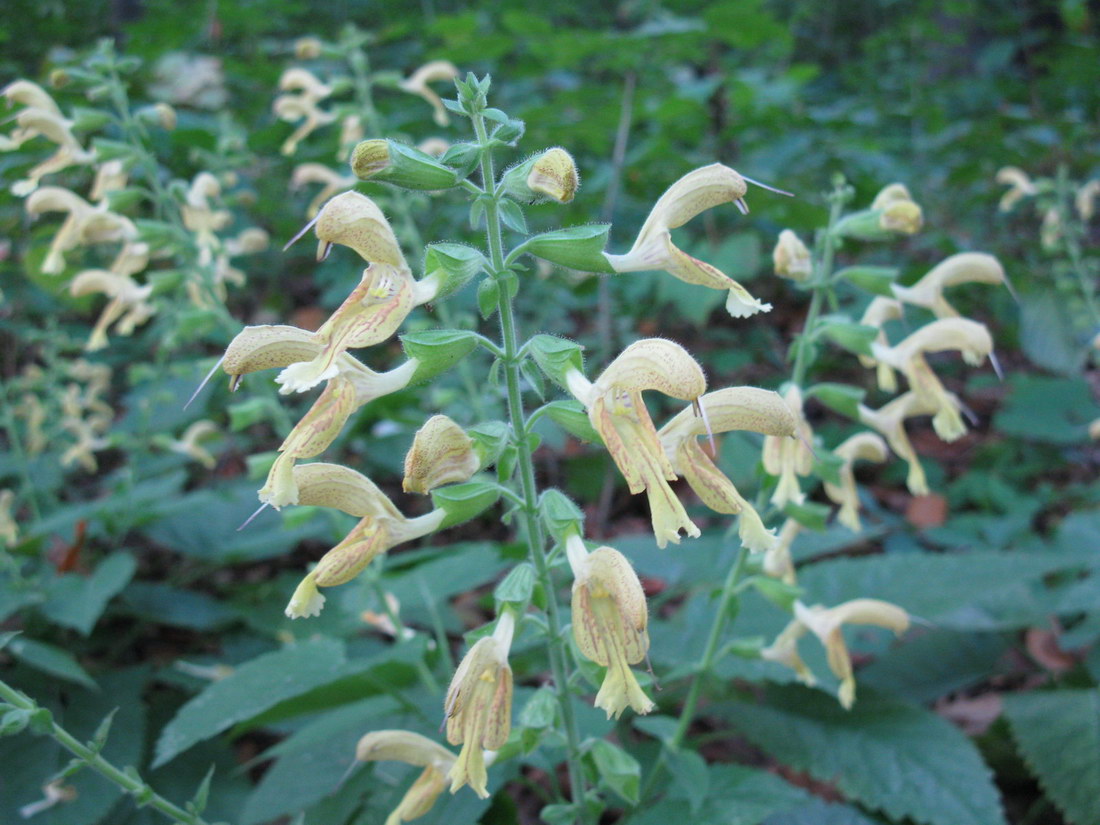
(0, 678, 213, 825)
(472, 110, 591, 821)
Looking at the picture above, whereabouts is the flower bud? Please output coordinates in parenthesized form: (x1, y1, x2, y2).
(294, 37, 324, 60)
(501, 147, 579, 204)
(154, 102, 177, 131)
(350, 139, 459, 191)
(773, 229, 812, 282)
(403, 415, 479, 494)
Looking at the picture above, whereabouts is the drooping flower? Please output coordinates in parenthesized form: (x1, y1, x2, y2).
(794, 598, 909, 708)
(604, 164, 772, 318)
(760, 616, 814, 685)
(398, 60, 460, 127)
(445, 610, 515, 798)
(995, 166, 1037, 212)
(284, 463, 445, 618)
(26, 186, 136, 274)
(356, 731, 458, 825)
(566, 534, 654, 719)
(822, 432, 888, 531)
(858, 296, 904, 393)
(857, 391, 946, 496)
(891, 252, 1007, 319)
(761, 385, 814, 508)
(0, 81, 96, 194)
(869, 318, 992, 442)
(164, 420, 221, 468)
(772, 229, 813, 282)
(403, 415, 480, 494)
(1076, 179, 1100, 221)
(870, 182, 922, 234)
(762, 518, 801, 583)
(657, 386, 797, 552)
(565, 339, 707, 548)
(89, 159, 129, 203)
(273, 68, 337, 155)
(290, 162, 356, 218)
(69, 242, 155, 350)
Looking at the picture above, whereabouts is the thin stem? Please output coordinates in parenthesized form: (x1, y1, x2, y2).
(0, 678, 214, 825)
(472, 109, 591, 821)
(1055, 165, 1100, 325)
(790, 186, 847, 387)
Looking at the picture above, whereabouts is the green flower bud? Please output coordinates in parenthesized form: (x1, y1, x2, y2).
(350, 138, 458, 190)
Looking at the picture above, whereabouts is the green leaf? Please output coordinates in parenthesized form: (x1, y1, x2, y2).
(729, 684, 1006, 825)
(519, 687, 557, 729)
(154, 638, 347, 767)
(994, 375, 1100, 444)
(431, 480, 501, 529)
(805, 383, 865, 420)
(477, 277, 500, 318)
(121, 582, 237, 630)
(816, 320, 879, 358)
(1018, 289, 1088, 374)
(588, 739, 640, 804)
(860, 630, 1009, 704)
(39, 553, 137, 635)
(631, 764, 809, 825)
(1004, 689, 1100, 825)
(494, 562, 535, 605)
(524, 224, 615, 274)
(498, 197, 528, 233)
(6, 637, 96, 688)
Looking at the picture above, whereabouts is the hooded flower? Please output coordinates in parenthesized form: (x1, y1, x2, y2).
(273, 68, 337, 155)
(565, 339, 707, 548)
(445, 610, 515, 798)
(762, 518, 801, 584)
(290, 162, 356, 218)
(773, 229, 813, 282)
(399, 60, 460, 127)
(858, 296, 904, 393)
(284, 463, 445, 618)
(604, 164, 772, 318)
(1, 81, 96, 194)
(658, 386, 797, 552)
(891, 253, 1007, 319)
(566, 534, 654, 719)
(822, 432, 888, 531)
(69, 242, 154, 350)
(857, 391, 947, 497)
(871, 183, 922, 234)
(995, 166, 1037, 212)
(870, 318, 992, 442)
(356, 731, 458, 825)
(761, 385, 814, 508)
(403, 415, 480, 494)
(794, 598, 909, 708)
(26, 186, 136, 274)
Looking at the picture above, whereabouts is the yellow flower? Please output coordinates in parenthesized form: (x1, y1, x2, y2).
(891, 252, 1007, 319)
(356, 730, 457, 825)
(772, 229, 812, 282)
(761, 385, 813, 508)
(284, 463, 445, 618)
(857, 391, 946, 496)
(604, 164, 772, 318)
(403, 415, 480, 494)
(760, 616, 814, 685)
(26, 186, 136, 274)
(445, 610, 515, 798)
(822, 432, 888, 532)
(566, 535, 654, 719)
(995, 166, 1037, 212)
(0, 81, 95, 194)
(658, 386, 797, 552)
(89, 160, 129, 202)
(870, 318, 992, 442)
(565, 339, 706, 548)
(1076, 179, 1100, 221)
(858, 297, 904, 393)
(165, 420, 221, 469)
(762, 518, 801, 583)
(69, 242, 155, 350)
(0, 490, 18, 548)
(290, 162, 356, 218)
(273, 68, 336, 155)
(794, 599, 909, 708)
(399, 60, 460, 127)
(871, 183, 922, 234)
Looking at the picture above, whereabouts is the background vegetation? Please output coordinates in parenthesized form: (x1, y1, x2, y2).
(1, 2, 1098, 824)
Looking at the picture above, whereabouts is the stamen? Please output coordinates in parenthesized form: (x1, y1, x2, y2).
(237, 502, 270, 531)
(989, 350, 1005, 381)
(282, 212, 321, 252)
(1002, 273, 1020, 304)
(742, 174, 795, 198)
(693, 397, 717, 458)
(183, 355, 225, 411)
(734, 197, 750, 215)
(959, 399, 979, 426)
(318, 240, 333, 262)
(796, 431, 818, 462)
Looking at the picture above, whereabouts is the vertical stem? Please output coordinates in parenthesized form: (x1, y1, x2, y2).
(472, 111, 590, 821)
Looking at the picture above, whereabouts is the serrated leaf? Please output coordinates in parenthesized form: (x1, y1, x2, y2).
(730, 684, 1006, 825)
(154, 638, 347, 767)
(1004, 689, 1100, 825)
(632, 764, 809, 825)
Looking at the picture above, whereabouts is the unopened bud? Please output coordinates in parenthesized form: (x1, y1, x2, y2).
(350, 139, 458, 191)
(294, 37, 324, 60)
(773, 229, 812, 282)
(502, 147, 579, 204)
(403, 415, 479, 494)
(154, 102, 177, 130)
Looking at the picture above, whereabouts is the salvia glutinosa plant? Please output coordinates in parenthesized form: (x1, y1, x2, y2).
(0, 55, 1011, 823)
(183, 74, 1005, 823)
